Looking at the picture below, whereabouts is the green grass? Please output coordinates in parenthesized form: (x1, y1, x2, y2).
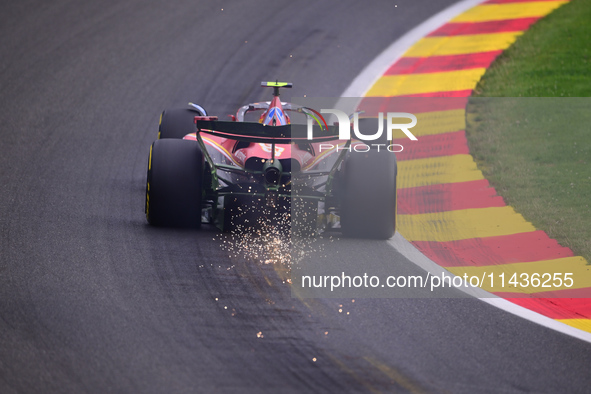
(472, 0, 591, 97)
(467, 0, 591, 262)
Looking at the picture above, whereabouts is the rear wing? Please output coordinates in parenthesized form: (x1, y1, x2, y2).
(261, 81, 292, 97)
(261, 81, 292, 88)
(195, 120, 341, 143)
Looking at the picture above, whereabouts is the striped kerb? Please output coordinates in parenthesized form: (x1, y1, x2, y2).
(364, 0, 591, 333)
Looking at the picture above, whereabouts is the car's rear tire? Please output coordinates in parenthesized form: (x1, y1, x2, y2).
(340, 150, 397, 239)
(158, 108, 201, 139)
(145, 139, 203, 228)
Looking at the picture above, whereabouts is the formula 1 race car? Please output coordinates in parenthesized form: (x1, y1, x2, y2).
(145, 82, 397, 239)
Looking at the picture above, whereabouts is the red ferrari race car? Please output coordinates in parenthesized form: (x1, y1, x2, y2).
(144, 82, 397, 239)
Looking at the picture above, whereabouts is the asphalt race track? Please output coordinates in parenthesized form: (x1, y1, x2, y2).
(1, 0, 590, 392)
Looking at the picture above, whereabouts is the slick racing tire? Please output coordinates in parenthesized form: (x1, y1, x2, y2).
(158, 108, 203, 139)
(340, 150, 397, 239)
(145, 139, 203, 228)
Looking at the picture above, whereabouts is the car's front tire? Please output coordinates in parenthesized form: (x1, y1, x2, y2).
(158, 108, 201, 139)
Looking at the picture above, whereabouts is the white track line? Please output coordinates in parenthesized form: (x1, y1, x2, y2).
(340, 0, 591, 344)
(393, 234, 591, 343)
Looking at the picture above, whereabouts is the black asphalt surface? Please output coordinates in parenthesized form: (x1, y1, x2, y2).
(1, 0, 590, 393)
